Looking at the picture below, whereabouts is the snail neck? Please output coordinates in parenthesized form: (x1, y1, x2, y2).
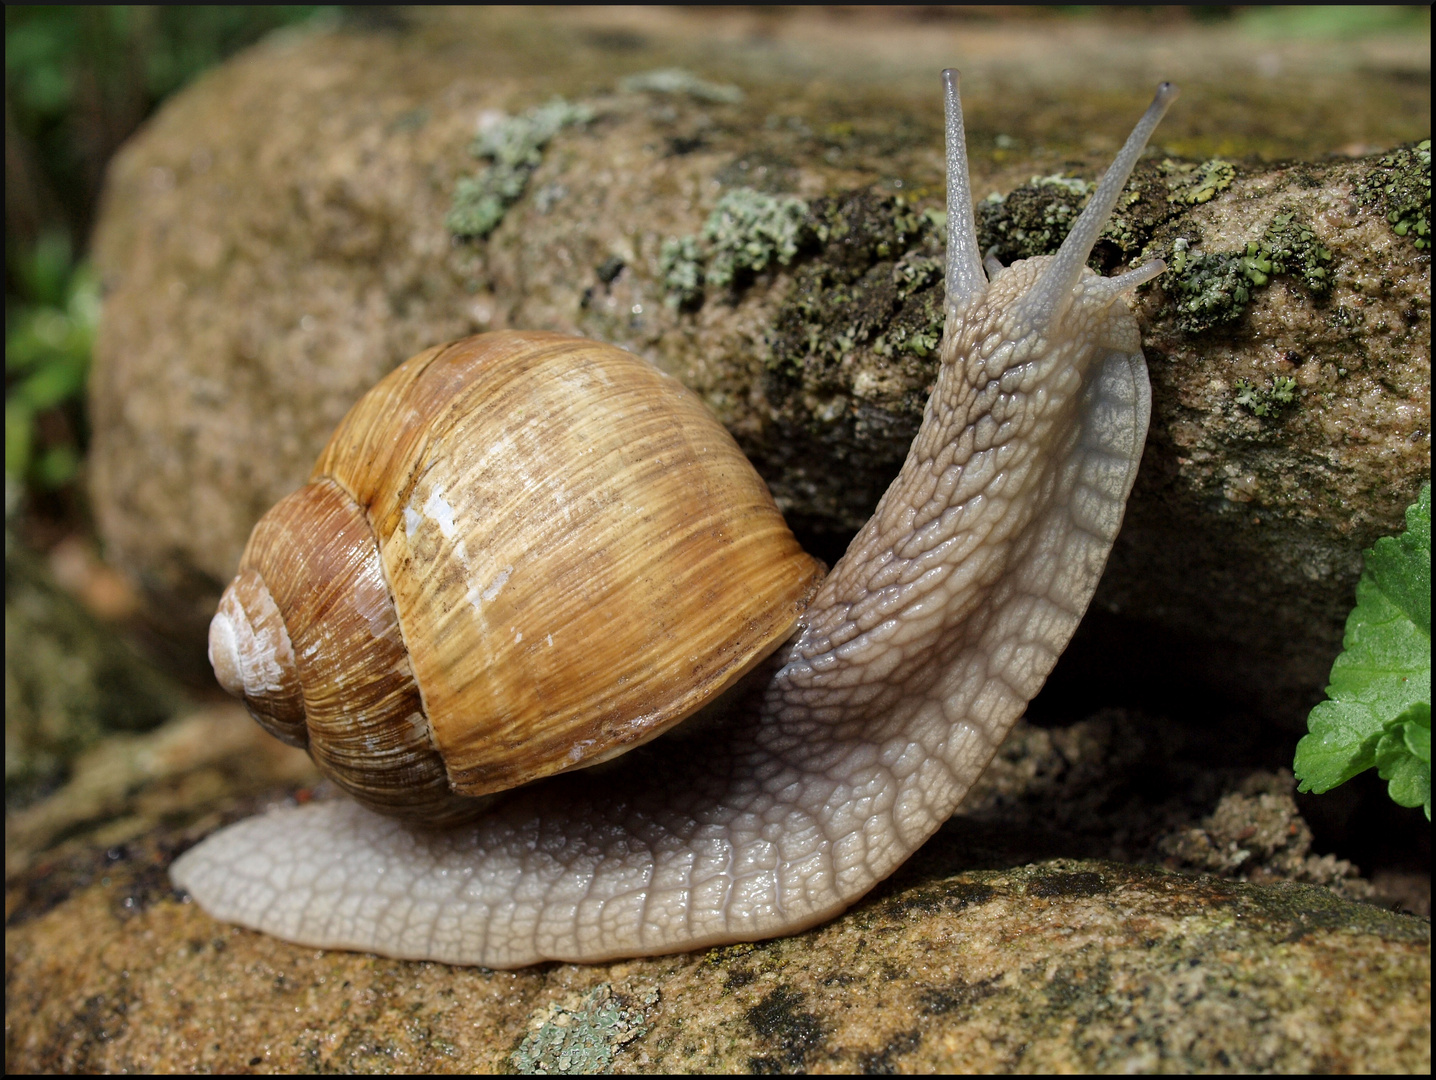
(766, 258, 1125, 754)
(762, 74, 1173, 755)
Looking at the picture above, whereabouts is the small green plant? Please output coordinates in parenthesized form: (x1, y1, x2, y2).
(1295, 482, 1431, 818)
(6, 233, 99, 489)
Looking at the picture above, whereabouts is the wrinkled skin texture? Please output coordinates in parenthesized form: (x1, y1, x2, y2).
(172, 74, 1174, 966)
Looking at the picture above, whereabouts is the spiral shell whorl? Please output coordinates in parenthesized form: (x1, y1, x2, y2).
(209, 569, 306, 747)
(221, 479, 490, 825)
(309, 330, 824, 798)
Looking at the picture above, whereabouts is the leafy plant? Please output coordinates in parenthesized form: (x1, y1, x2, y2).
(1295, 483, 1431, 818)
(6, 8, 330, 498)
(6, 6, 330, 246)
(5, 233, 99, 489)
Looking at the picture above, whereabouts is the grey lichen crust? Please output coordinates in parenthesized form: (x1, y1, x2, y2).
(660, 188, 816, 307)
(510, 983, 657, 1073)
(171, 75, 1175, 967)
(445, 98, 593, 239)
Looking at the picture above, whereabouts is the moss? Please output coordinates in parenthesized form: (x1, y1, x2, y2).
(1354, 139, 1431, 251)
(1234, 375, 1299, 418)
(445, 98, 593, 239)
(766, 190, 941, 380)
(976, 174, 1092, 264)
(619, 67, 742, 104)
(974, 164, 1179, 273)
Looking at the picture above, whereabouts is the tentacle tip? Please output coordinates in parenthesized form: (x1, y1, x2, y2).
(1155, 82, 1179, 106)
(943, 68, 960, 86)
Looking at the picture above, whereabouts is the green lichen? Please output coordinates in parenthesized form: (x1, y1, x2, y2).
(1255, 213, 1334, 295)
(1170, 236, 1191, 274)
(658, 235, 704, 308)
(446, 98, 593, 239)
(510, 984, 656, 1074)
(619, 67, 742, 104)
(1164, 158, 1236, 206)
(1171, 211, 1335, 333)
(1235, 375, 1299, 418)
(1172, 251, 1252, 333)
(1354, 139, 1431, 251)
(659, 188, 815, 306)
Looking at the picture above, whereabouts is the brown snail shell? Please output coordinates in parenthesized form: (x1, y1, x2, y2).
(210, 329, 824, 824)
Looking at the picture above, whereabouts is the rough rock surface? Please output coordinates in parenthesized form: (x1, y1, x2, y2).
(88, 9, 1430, 722)
(6, 824, 1428, 1073)
(7, 698, 1429, 1072)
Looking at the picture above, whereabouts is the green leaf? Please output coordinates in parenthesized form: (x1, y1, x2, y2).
(1295, 483, 1431, 816)
(1374, 703, 1430, 818)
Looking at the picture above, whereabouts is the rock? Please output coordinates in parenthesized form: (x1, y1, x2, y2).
(4, 704, 316, 878)
(87, 10, 1428, 719)
(7, 697, 1428, 1071)
(5, 831, 1428, 1072)
(4, 540, 186, 810)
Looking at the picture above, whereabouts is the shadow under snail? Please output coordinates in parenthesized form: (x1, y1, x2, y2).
(172, 71, 1178, 967)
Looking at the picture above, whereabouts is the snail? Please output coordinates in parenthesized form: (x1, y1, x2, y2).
(171, 71, 1177, 967)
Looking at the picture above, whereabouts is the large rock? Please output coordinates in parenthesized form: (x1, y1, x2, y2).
(88, 9, 1429, 709)
(8, 694, 1426, 1070)
(6, 822, 1428, 1073)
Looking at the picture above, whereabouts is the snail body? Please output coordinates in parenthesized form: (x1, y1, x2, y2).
(172, 72, 1177, 966)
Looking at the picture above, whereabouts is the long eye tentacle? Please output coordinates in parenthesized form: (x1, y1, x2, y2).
(943, 68, 987, 317)
(1017, 82, 1179, 325)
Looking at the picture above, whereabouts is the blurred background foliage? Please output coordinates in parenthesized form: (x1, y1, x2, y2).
(5, 5, 330, 513)
(5, 5, 336, 810)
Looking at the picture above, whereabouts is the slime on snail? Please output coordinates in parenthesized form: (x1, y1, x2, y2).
(172, 71, 1178, 967)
